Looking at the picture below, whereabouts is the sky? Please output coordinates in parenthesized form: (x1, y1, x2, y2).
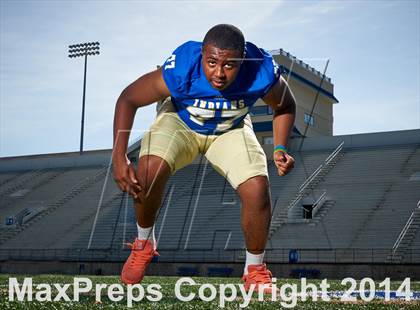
(0, 0, 419, 157)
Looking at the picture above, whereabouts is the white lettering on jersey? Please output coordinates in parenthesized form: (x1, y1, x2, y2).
(199, 100, 207, 108)
(192, 99, 244, 111)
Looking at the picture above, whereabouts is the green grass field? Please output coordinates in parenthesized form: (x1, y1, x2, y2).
(1, 274, 419, 309)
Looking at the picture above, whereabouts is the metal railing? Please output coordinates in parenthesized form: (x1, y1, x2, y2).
(285, 142, 344, 214)
(312, 191, 327, 217)
(269, 48, 332, 83)
(393, 213, 414, 253)
(299, 141, 344, 192)
(392, 202, 420, 253)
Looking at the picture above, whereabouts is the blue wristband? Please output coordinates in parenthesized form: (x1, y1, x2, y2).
(274, 145, 287, 154)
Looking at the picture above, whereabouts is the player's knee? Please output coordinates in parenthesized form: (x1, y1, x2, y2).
(254, 177, 271, 207)
(240, 175, 271, 207)
(136, 155, 171, 194)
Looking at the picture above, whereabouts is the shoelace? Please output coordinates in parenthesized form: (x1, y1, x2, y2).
(248, 268, 273, 284)
(124, 241, 159, 268)
(123, 241, 143, 250)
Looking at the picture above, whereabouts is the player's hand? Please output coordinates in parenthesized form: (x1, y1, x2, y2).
(274, 151, 295, 176)
(112, 155, 142, 199)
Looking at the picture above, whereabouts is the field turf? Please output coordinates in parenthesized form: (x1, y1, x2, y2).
(1, 274, 419, 309)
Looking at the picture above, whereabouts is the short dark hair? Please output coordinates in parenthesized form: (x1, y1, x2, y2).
(202, 24, 245, 55)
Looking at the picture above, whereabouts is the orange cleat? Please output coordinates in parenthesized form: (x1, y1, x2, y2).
(242, 263, 279, 295)
(121, 239, 159, 285)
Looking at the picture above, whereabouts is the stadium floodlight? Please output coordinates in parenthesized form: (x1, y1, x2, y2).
(68, 41, 100, 155)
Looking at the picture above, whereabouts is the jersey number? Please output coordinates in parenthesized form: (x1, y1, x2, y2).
(164, 54, 176, 69)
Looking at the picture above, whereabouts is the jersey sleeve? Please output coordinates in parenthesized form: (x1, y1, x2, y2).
(259, 48, 281, 96)
(244, 42, 281, 97)
(161, 41, 201, 99)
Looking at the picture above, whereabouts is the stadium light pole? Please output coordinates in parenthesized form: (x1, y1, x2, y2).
(68, 42, 100, 155)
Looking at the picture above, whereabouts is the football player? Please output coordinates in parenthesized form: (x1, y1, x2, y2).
(113, 24, 296, 294)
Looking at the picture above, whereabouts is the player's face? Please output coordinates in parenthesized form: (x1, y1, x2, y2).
(202, 44, 244, 90)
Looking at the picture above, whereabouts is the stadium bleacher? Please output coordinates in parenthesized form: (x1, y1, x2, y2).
(0, 129, 419, 267)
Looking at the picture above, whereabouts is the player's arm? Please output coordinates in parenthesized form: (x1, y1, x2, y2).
(262, 76, 296, 176)
(112, 67, 170, 197)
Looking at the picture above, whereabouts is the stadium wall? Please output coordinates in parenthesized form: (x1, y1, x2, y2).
(1, 129, 418, 171)
(1, 261, 419, 280)
(0, 149, 111, 172)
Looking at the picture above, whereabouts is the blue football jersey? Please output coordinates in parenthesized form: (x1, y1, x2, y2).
(162, 41, 280, 135)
